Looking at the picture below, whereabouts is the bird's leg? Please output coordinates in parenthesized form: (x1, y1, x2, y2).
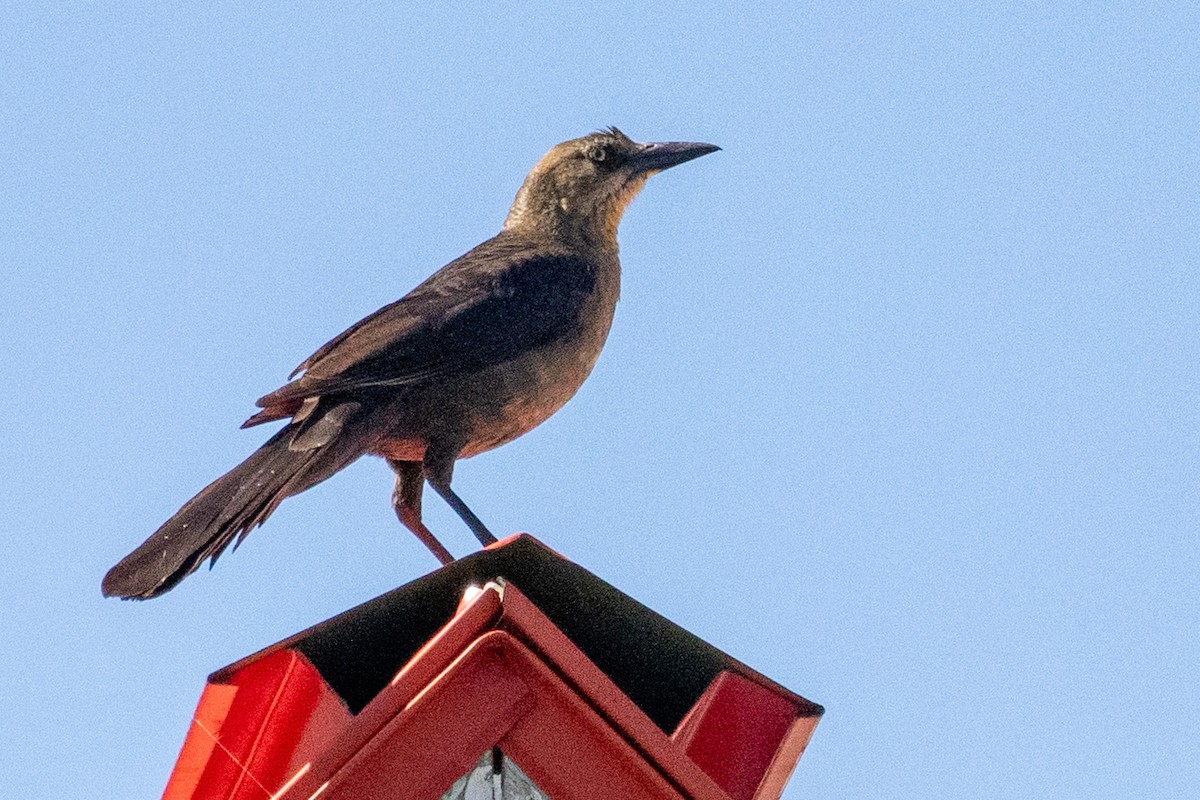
(388, 458, 454, 565)
(422, 444, 498, 547)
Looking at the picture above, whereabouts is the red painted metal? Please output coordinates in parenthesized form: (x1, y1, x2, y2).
(672, 671, 814, 800)
(162, 648, 350, 800)
(156, 535, 822, 800)
(278, 582, 506, 798)
(306, 631, 688, 800)
(316, 633, 535, 800)
(163, 683, 237, 800)
(493, 583, 732, 800)
(488, 631, 688, 800)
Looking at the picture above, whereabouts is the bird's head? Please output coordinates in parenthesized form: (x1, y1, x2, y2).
(503, 128, 719, 247)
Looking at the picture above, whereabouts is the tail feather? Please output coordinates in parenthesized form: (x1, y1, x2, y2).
(102, 414, 368, 600)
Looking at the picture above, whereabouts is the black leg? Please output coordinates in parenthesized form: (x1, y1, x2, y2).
(428, 481, 498, 547)
(388, 458, 454, 565)
(422, 443, 498, 547)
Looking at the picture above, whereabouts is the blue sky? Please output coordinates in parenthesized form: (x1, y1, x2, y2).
(2, 3, 1196, 798)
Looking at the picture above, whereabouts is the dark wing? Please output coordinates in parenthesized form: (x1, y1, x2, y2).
(252, 234, 597, 413)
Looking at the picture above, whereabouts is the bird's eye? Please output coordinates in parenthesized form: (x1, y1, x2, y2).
(587, 145, 609, 163)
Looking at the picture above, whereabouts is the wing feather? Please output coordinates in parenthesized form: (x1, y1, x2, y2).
(252, 233, 597, 415)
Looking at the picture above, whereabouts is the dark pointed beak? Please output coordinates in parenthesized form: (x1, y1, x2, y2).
(630, 140, 721, 173)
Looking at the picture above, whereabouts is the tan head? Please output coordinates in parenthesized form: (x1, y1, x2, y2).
(503, 128, 719, 247)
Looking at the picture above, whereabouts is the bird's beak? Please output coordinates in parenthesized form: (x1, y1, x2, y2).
(630, 140, 721, 174)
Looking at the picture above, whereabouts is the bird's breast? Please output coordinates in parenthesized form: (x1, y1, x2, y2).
(373, 255, 620, 462)
(459, 263, 619, 457)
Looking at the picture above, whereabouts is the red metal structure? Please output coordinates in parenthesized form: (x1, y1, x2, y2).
(160, 535, 822, 800)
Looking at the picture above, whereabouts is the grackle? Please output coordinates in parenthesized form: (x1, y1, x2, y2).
(102, 128, 718, 599)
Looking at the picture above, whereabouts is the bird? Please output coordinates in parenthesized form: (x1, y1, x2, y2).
(102, 127, 719, 599)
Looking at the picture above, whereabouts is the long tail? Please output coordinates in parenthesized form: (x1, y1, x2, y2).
(102, 409, 369, 600)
